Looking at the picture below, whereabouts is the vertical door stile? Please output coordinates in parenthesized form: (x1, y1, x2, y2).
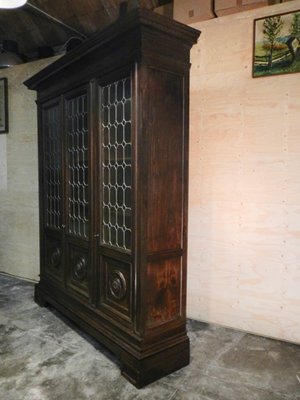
(60, 94, 67, 288)
(89, 78, 98, 307)
(132, 63, 139, 335)
(136, 63, 147, 337)
(95, 80, 104, 308)
(64, 92, 70, 287)
(38, 102, 46, 280)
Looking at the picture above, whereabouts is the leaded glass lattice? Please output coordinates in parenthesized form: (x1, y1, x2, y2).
(101, 77, 132, 251)
(44, 105, 61, 229)
(66, 94, 89, 239)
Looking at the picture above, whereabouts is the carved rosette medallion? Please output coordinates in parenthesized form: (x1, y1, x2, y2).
(73, 256, 87, 282)
(109, 270, 127, 300)
(50, 247, 61, 269)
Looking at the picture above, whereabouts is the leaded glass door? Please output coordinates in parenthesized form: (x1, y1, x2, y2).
(64, 87, 91, 300)
(42, 98, 64, 284)
(101, 76, 132, 251)
(98, 73, 135, 327)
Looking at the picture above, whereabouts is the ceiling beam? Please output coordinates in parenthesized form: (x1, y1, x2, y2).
(26, 2, 87, 39)
(156, 0, 173, 5)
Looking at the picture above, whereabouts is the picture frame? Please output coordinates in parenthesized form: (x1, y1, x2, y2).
(253, 10, 300, 78)
(0, 77, 8, 133)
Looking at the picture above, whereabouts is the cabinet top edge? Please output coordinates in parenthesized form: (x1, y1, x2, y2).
(23, 7, 201, 91)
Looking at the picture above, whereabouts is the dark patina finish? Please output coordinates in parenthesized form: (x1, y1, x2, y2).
(24, 8, 200, 387)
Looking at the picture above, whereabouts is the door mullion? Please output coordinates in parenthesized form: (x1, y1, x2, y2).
(60, 94, 68, 288)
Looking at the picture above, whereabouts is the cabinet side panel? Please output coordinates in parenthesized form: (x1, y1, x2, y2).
(145, 68, 185, 253)
(146, 257, 182, 328)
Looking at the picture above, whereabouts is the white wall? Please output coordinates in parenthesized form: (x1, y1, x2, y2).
(0, 134, 6, 190)
(0, 57, 59, 281)
(188, 0, 300, 344)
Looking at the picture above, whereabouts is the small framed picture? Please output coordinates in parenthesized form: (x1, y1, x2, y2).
(0, 77, 8, 133)
(253, 10, 300, 77)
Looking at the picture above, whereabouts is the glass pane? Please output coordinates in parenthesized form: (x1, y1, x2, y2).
(44, 104, 61, 229)
(66, 93, 89, 238)
(100, 77, 132, 251)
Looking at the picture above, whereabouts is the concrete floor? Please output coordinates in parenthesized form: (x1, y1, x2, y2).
(0, 274, 299, 400)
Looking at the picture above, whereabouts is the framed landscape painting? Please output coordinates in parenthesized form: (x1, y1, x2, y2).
(0, 77, 8, 133)
(253, 10, 300, 77)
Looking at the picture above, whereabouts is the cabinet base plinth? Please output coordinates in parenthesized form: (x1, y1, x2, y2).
(121, 339, 190, 388)
(33, 284, 190, 388)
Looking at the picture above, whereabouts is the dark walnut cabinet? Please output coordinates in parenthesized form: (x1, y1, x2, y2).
(24, 8, 200, 388)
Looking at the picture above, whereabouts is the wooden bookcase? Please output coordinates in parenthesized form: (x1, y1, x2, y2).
(24, 8, 200, 387)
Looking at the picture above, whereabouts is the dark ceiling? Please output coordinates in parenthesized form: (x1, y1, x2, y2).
(0, 0, 172, 57)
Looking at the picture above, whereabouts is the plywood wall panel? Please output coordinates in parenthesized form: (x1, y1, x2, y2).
(287, 98, 300, 153)
(237, 296, 285, 338)
(216, 0, 237, 10)
(188, 0, 300, 343)
(286, 156, 300, 205)
(173, 0, 215, 24)
(240, 154, 285, 204)
(190, 154, 241, 204)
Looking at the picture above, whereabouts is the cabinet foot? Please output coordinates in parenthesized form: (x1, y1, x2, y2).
(34, 285, 49, 308)
(121, 337, 190, 388)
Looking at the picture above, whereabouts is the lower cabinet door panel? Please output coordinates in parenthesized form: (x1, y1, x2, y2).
(44, 233, 64, 283)
(67, 243, 90, 299)
(99, 255, 134, 327)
